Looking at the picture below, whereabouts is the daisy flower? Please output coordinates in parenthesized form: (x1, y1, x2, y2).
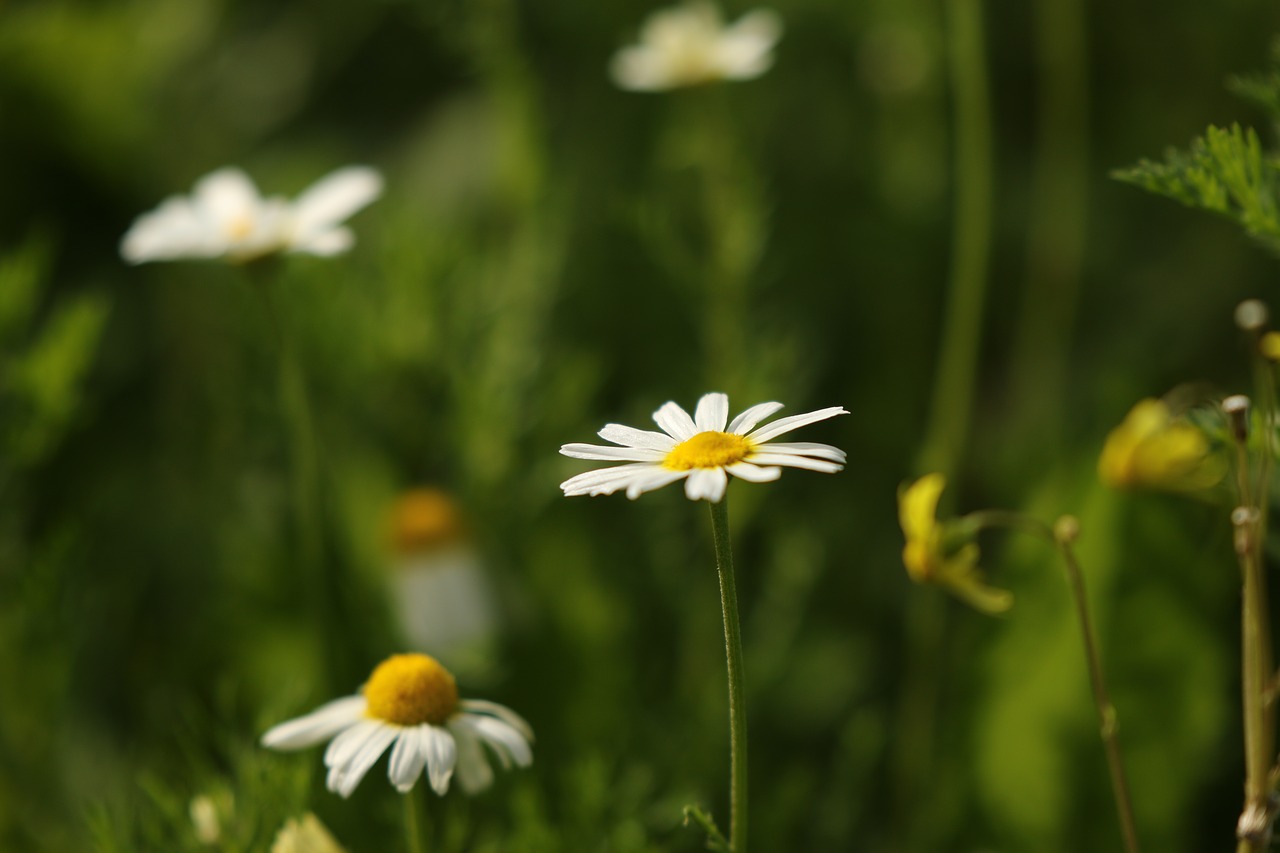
(610, 2, 782, 91)
(560, 392, 847, 502)
(261, 653, 532, 798)
(121, 165, 383, 265)
(387, 489, 498, 673)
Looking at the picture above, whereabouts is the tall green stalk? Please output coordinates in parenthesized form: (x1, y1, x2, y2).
(709, 497, 749, 851)
(898, 0, 994, 843)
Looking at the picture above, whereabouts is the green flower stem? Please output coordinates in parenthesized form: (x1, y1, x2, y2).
(404, 785, 426, 853)
(1236, 507, 1272, 853)
(963, 510, 1141, 853)
(917, 0, 993, 480)
(709, 496, 748, 852)
(250, 274, 344, 691)
(899, 0, 993, 841)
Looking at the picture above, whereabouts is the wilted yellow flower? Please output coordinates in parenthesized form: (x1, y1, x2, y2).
(1097, 398, 1224, 491)
(898, 474, 1012, 615)
(271, 813, 347, 853)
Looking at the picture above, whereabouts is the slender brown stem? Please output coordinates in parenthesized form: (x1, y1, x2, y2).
(1054, 522, 1141, 853)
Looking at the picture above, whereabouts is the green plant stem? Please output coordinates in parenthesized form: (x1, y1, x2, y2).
(1237, 511, 1271, 853)
(404, 785, 426, 853)
(709, 497, 748, 852)
(898, 0, 993, 842)
(963, 511, 1141, 853)
(917, 0, 993, 479)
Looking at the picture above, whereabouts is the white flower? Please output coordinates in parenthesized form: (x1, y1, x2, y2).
(560, 392, 847, 502)
(387, 489, 499, 672)
(121, 165, 383, 264)
(610, 1, 782, 91)
(261, 654, 531, 798)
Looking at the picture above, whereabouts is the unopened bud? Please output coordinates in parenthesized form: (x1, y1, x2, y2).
(1236, 299, 1270, 332)
(1224, 395, 1251, 443)
(1262, 331, 1280, 362)
(1053, 515, 1081, 544)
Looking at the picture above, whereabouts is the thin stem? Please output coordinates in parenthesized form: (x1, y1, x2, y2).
(1054, 528, 1141, 853)
(709, 497, 748, 852)
(897, 5, 994, 837)
(964, 511, 1141, 852)
(403, 785, 426, 853)
(916, 0, 993, 479)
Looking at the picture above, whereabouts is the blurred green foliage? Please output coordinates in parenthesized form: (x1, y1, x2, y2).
(4, 0, 1280, 850)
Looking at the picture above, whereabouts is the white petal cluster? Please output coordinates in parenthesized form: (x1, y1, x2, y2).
(560, 392, 847, 503)
(610, 2, 782, 91)
(121, 166, 383, 265)
(261, 695, 532, 798)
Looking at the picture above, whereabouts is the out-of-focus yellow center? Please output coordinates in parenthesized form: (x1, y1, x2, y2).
(388, 488, 467, 557)
(226, 215, 255, 241)
(362, 653, 458, 726)
(663, 431, 753, 470)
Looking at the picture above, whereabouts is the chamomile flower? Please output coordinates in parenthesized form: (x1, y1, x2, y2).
(898, 473, 1012, 615)
(387, 489, 498, 673)
(560, 392, 847, 502)
(1097, 398, 1225, 492)
(121, 165, 382, 265)
(610, 2, 782, 91)
(261, 654, 532, 798)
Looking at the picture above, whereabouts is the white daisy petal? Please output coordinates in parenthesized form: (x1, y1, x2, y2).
(291, 166, 383, 237)
(746, 406, 849, 443)
(559, 443, 667, 462)
(421, 725, 458, 795)
(260, 697, 367, 750)
(458, 699, 536, 742)
(745, 452, 844, 473)
(388, 727, 428, 792)
(561, 463, 666, 496)
(727, 401, 785, 435)
(324, 718, 386, 769)
(597, 424, 678, 451)
(725, 461, 782, 483)
(329, 724, 398, 799)
(694, 392, 730, 432)
(194, 168, 261, 224)
(653, 401, 698, 441)
(684, 467, 729, 502)
(292, 227, 355, 257)
(718, 10, 782, 79)
(625, 468, 690, 499)
(457, 714, 533, 770)
(451, 725, 494, 794)
(758, 441, 847, 463)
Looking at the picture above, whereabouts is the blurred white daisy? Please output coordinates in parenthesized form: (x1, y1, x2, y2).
(610, 2, 782, 91)
(386, 489, 499, 674)
(261, 653, 531, 798)
(560, 392, 847, 502)
(270, 813, 347, 853)
(121, 165, 382, 264)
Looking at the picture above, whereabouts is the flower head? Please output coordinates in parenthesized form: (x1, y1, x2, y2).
(121, 165, 383, 265)
(610, 2, 782, 91)
(261, 653, 532, 798)
(898, 474, 1012, 615)
(1097, 398, 1225, 492)
(270, 813, 347, 853)
(560, 392, 846, 502)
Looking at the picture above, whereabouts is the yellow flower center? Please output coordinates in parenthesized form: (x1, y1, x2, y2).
(226, 214, 255, 241)
(388, 488, 467, 558)
(663, 431, 753, 471)
(362, 653, 458, 726)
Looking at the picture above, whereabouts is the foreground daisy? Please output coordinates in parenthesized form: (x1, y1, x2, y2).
(261, 653, 532, 798)
(560, 392, 847, 502)
(610, 2, 782, 91)
(121, 165, 383, 264)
